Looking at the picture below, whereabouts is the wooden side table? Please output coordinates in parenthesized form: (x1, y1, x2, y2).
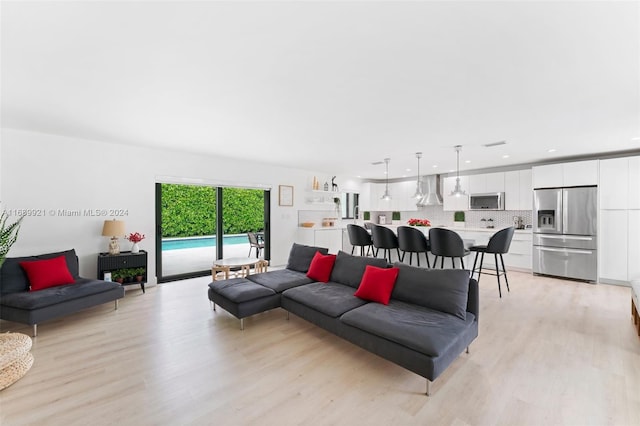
(211, 258, 268, 281)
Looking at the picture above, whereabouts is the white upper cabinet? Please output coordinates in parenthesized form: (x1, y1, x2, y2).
(504, 169, 532, 210)
(599, 158, 628, 209)
(359, 182, 372, 212)
(599, 156, 640, 210)
(443, 176, 469, 211)
(468, 172, 505, 194)
(562, 160, 598, 187)
(533, 160, 598, 189)
(532, 164, 563, 189)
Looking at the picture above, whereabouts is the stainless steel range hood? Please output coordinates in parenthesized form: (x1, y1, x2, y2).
(417, 175, 443, 207)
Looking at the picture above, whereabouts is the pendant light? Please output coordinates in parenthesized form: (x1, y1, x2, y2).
(412, 152, 424, 199)
(381, 158, 392, 200)
(450, 145, 466, 197)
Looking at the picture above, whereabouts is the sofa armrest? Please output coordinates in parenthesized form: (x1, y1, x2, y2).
(466, 278, 479, 321)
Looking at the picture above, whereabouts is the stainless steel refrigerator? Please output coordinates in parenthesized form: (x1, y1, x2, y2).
(532, 186, 597, 281)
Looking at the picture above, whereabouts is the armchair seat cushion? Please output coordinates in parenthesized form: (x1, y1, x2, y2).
(341, 300, 476, 357)
(246, 269, 314, 293)
(1, 279, 122, 310)
(282, 282, 368, 318)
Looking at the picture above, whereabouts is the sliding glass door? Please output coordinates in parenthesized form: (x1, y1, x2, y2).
(155, 183, 270, 283)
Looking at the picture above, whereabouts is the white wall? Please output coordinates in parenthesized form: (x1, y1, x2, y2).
(0, 128, 330, 283)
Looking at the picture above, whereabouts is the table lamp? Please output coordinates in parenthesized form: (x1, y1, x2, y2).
(102, 219, 126, 255)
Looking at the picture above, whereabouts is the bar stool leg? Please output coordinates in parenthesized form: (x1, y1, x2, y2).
(433, 255, 438, 268)
(471, 252, 480, 279)
(500, 253, 510, 292)
(424, 252, 430, 268)
(440, 256, 444, 269)
(495, 253, 502, 298)
(451, 257, 455, 268)
(477, 252, 485, 284)
(396, 248, 401, 262)
(460, 257, 465, 270)
(416, 253, 420, 267)
(351, 246, 356, 255)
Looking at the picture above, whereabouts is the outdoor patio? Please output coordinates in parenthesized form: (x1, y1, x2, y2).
(161, 242, 259, 277)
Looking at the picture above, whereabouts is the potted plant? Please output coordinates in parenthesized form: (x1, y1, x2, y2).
(453, 211, 465, 228)
(111, 270, 124, 284)
(126, 232, 145, 254)
(407, 218, 431, 227)
(363, 211, 370, 221)
(392, 211, 401, 223)
(0, 210, 23, 269)
(133, 267, 145, 282)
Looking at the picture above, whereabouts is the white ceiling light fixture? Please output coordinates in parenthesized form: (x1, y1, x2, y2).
(450, 145, 466, 198)
(381, 158, 392, 201)
(412, 152, 424, 199)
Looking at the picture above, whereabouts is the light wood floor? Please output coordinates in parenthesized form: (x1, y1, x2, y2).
(1, 272, 639, 426)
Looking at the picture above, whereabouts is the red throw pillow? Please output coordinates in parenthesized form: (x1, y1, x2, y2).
(20, 255, 75, 291)
(354, 265, 400, 305)
(306, 251, 337, 282)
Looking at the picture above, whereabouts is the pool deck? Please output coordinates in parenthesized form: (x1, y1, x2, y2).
(161, 243, 260, 277)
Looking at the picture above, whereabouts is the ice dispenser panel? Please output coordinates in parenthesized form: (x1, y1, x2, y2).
(537, 210, 555, 230)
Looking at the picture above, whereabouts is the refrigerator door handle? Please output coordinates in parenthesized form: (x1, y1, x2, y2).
(537, 235, 594, 241)
(537, 247, 594, 255)
(561, 189, 568, 235)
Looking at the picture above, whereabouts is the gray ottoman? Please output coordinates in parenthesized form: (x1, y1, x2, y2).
(208, 278, 280, 330)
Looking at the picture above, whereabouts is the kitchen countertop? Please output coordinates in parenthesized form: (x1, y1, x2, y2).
(300, 224, 532, 234)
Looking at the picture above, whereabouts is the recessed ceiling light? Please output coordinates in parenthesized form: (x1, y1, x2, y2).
(465, 160, 471, 164)
(449, 169, 455, 173)
(402, 175, 407, 178)
(502, 154, 510, 159)
(356, 175, 361, 178)
(632, 137, 640, 141)
(384, 171, 388, 174)
(406, 168, 411, 172)
(432, 165, 438, 168)
(547, 148, 557, 153)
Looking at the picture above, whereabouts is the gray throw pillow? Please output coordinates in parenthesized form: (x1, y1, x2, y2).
(391, 262, 470, 320)
(330, 251, 389, 288)
(286, 243, 329, 273)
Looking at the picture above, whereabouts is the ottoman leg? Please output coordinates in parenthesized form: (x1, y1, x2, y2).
(240, 318, 244, 331)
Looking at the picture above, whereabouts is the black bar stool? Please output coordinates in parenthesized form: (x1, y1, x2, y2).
(470, 227, 515, 298)
(346, 224, 373, 256)
(371, 224, 400, 262)
(397, 226, 431, 267)
(428, 228, 470, 269)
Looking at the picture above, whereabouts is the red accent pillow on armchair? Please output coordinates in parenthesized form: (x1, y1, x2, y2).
(354, 265, 399, 305)
(20, 255, 75, 291)
(306, 251, 337, 282)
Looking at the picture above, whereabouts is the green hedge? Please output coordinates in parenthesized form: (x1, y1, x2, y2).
(161, 184, 264, 238)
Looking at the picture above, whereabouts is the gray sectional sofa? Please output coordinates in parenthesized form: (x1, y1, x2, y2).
(0, 249, 125, 336)
(208, 243, 479, 395)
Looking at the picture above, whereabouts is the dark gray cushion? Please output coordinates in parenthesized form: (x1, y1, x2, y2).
(391, 263, 470, 320)
(245, 269, 314, 293)
(0, 278, 122, 310)
(208, 278, 275, 303)
(282, 282, 368, 318)
(329, 251, 389, 288)
(286, 243, 329, 273)
(340, 300, 476, 357)
(0, 249, 80, 295)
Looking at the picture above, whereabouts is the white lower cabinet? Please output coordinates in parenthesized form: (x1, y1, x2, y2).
(599, 210, 628, 282)
(628, 210, 640, 281)
(453, 229, 532, 272)
(296, 228, 343, 254)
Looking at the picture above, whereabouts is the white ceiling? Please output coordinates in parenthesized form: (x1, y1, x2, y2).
(2, 1, 639, 179)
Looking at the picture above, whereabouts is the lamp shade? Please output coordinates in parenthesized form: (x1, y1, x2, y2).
(102, 220, 126, 237)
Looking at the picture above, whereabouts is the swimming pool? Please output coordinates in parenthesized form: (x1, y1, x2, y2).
(162, 235, 249, 251)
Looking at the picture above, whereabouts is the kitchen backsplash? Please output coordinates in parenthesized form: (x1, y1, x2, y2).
(371, 206, 532, 229)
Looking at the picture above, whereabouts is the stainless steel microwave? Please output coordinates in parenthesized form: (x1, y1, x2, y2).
(469, 192, 505, 210)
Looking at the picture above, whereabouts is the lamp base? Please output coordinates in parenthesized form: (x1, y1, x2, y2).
(108, 237, 120, 255)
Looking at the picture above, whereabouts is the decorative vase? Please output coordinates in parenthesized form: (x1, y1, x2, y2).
(131, 242, 140, 254)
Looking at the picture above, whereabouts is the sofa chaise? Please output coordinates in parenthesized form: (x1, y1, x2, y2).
(0, 249, 125, 336)
(208, 243, 478, 395)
